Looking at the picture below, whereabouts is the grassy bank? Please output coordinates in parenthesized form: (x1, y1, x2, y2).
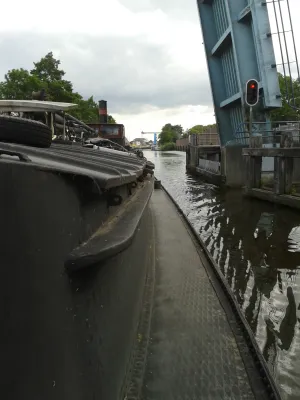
(160, 142, 176, 151)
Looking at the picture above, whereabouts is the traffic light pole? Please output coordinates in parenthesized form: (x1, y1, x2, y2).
(249, 106, 253, 137)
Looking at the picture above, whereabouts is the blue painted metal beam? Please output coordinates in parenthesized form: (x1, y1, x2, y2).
(211, 27, 231, 57)
(220, 92, 241, 108)
(197, 0, 232, 146)
(238, 5, 251, 23)
(251, 1, 282, 108)
(197, 0, 282, 146)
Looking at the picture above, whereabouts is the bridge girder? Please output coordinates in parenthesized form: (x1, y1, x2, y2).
(197, 0, 282, 146)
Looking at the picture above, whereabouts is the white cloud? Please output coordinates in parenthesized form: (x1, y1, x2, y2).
(115, 104, 214, 139)
(0, 0, 213, 141)
(0, 0, 300, 141)
(0, 0, 192, 40)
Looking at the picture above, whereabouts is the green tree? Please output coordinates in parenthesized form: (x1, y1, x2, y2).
(31, 52, 65, 82)
(158, 123, 183, 144)
(69, 94, 98, 122)
(30, 52, 75, 103)
(108, 115, 116, 123)
(270, 73, 300, 122)
(188, 125, 204, 134)
(188, 124, 217, 135)
(172, 124, 184, 137)
(0, 68, 43, 100)
(69, 95, 116, 123)
(0, 52, 116, 124)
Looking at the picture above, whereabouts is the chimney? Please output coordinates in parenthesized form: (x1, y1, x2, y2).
(98, 100, 108, 124)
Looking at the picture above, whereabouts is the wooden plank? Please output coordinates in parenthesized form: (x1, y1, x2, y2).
(274, 156, 285, 195)
(244, 156, 251, 190)
(244, 188, 300, 210)
(280, 132, 293, 148)
(253, 157, 262, 188)
(285, 158, 294, 194)
(244, 155, 262, 189)
(249, 135, 263, 148)
(243, 147, 300, 157)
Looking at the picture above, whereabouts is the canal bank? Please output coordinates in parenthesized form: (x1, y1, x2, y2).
(186, 129, 300, 209)
(144, 150, 300, 400)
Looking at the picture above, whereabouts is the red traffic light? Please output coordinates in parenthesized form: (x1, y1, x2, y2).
(245, 79, 259, 106)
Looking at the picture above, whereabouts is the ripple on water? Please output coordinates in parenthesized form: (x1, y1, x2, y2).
(288, 226, 300, 252)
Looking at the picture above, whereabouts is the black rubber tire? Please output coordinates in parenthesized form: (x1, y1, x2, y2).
(0, 115, 52, 148)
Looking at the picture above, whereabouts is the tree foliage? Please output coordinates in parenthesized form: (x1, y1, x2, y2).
(31, 52, 66, 82)
(188, 124, 217, 135)
(270, 73, 300, 122)
(0, 52, 116, 124)
(0, 68, 43, 100)
(160, 142, 176, 151)
(158, 123, 183, 145)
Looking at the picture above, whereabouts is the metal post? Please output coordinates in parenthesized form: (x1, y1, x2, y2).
(62, 111, 66, 141)
(50, 113, 54, 138)
(249, 106, 253, 137)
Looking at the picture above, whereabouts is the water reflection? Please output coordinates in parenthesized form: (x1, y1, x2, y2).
(145, 151, 300, 400)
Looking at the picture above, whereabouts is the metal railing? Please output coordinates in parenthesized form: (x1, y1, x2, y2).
(228, 120, 300, 146)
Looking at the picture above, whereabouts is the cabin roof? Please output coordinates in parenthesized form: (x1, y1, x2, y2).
(0, 141, 147, 190)
(0, 100, 77, 112)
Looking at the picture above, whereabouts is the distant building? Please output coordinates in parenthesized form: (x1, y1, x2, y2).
(131, 138, 148, 147)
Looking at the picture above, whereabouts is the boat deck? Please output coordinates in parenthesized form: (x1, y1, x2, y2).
(124, 188, 278, 400)
(141, 189, 255, 399)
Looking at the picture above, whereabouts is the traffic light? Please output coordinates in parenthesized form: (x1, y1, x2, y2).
(245, 79, 259, 106)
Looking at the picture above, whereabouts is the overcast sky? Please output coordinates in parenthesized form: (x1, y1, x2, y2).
(0, 0, 299, 140)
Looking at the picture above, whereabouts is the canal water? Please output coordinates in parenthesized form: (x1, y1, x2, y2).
(144, 150, 300, 400)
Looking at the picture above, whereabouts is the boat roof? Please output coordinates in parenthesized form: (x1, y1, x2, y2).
(0, 100, 77, 112)
(0, 141, 147, 189)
